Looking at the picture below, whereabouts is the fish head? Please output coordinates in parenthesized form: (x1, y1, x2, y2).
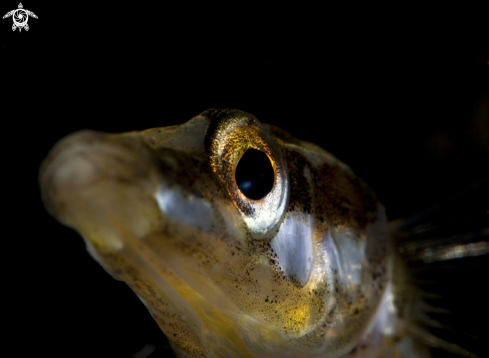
(40, 109, 391, 357)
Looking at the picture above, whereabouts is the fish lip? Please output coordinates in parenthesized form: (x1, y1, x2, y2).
(39, 130, 105, 218)
(40, 128, 158, 192)
(39, 129, 160, 229)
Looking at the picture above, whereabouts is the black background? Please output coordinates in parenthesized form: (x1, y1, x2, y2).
(2, 2, 488, 357)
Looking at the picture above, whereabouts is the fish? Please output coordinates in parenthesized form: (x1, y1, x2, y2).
(39, 109, 488, 357)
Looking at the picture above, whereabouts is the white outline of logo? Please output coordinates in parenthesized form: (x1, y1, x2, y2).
(3, 3, 38, 32)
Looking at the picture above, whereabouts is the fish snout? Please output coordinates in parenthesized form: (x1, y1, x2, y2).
(39, 130, 162, 250)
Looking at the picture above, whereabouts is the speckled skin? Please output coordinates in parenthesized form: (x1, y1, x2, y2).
(40, 109, 424, 357)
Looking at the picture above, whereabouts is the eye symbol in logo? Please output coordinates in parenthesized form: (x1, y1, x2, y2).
(3, 3, 38, 32)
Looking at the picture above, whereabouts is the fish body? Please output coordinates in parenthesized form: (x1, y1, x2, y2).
(40, 109, 458, 357)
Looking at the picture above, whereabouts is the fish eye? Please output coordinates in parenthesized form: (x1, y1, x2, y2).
(235, 148, 275, 200)
(205, 109, 289, 238)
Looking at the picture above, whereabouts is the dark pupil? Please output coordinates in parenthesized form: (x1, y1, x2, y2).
(235, 149, 275, 200)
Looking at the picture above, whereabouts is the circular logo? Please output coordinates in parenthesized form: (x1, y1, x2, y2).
(13, 9, 28, 27)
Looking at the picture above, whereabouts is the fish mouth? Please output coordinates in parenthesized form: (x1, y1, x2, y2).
(39, 129, 163, 250)
(39, 128, 262, 356)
